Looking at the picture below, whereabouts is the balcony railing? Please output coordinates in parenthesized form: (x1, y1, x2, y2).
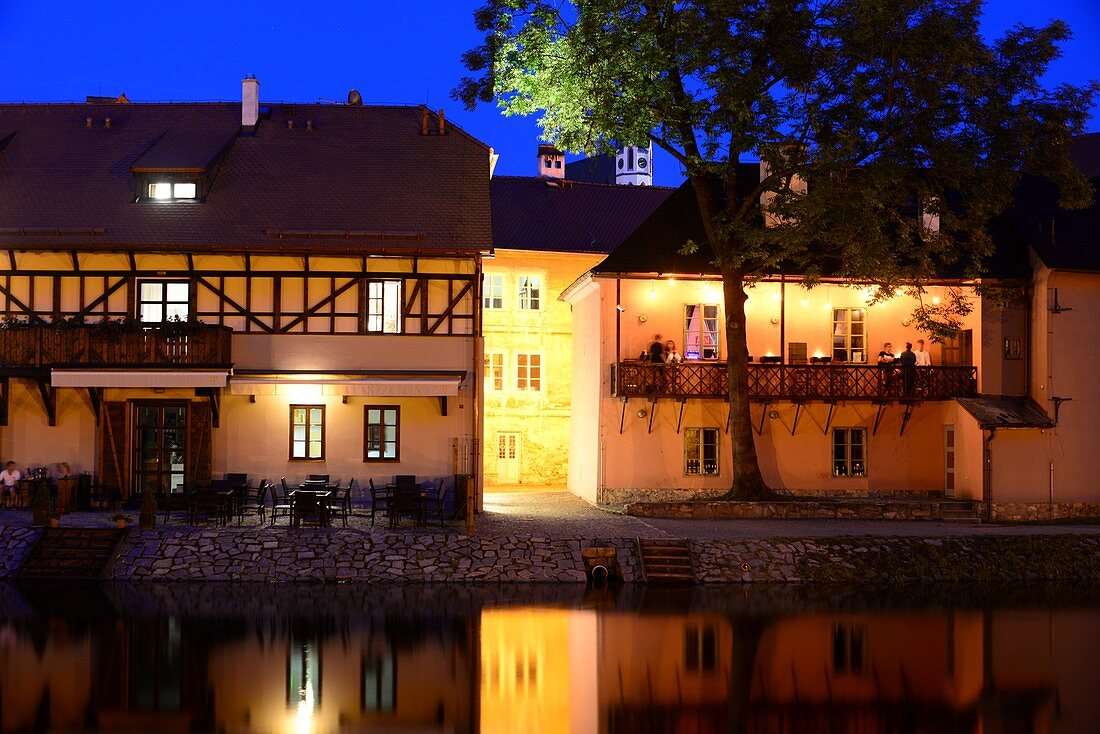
(612, 361, 978, 401)
(0, 324, 233, 370)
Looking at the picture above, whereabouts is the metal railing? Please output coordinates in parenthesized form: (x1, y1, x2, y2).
(612, 361, 978, 401)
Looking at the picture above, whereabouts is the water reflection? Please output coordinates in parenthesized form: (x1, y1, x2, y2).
(1, 584, 1097, 733)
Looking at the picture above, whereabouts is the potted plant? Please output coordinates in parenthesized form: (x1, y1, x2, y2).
(139, 487, 158, 530)
(30, 478, 52, 526)
(48, 513, 60, 528)
(111, 511, 130, 529)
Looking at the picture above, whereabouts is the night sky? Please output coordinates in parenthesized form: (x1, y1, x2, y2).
(1, 1, 1097, 187)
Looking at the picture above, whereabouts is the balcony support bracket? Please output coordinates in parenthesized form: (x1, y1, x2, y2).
(0, 377, 8, 427)
(790, 402, 804, 436)
(755, 400, 769, 436)
(87, 387, 103, 426)
(823, 402, 836, 435)
(36, 378, 56, 427)
(900, 403, 915, 437)
(647, 397, 658, 434)
(675, 399, 687, 435)
(619, 397, 628, 435)
(438, 396, 447, 416)
(872, 402, 887, 437)
(198, 387, 221, 428)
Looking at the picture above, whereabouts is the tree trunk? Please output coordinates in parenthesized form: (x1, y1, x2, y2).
(719, 269, 774, 500)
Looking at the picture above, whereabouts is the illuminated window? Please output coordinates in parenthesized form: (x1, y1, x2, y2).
(832, 307, 866, 363)
(684, 623, 718, 672)
(684, 304, 720, 359)
(138, 281, 189, 323)
(484, 353, 504, 391)
(364, 406, 400, 461)
(483, 273, 504, 309)
(832, 624, 866, 674)
(832, 428, 866, 477)
(361, 655, 395, 712)
(516, 354, 541, 391)
(518, 275, 541, 310)
(147, 182, 198, 200)
(290, 406, 325, 461)
(684, 428, 719, 475)
(367, 280, 402, 333)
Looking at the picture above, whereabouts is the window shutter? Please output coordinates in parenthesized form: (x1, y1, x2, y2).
(99, 401, 128, 499)
(188, 401, 213, 484)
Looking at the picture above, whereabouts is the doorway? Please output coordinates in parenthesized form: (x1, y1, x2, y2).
(944, 425, 955, 498)
(941, 329, 973, 366)
(496, 432, 521, 484)
(132, 403, 188, 495)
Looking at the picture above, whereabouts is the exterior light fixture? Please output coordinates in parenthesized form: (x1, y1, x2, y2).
(932, 296, 941, 305)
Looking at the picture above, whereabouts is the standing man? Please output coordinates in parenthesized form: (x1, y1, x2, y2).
(914, 339, 932, 366)
(900, 342, 918, 396)
(0, 461, 21, 508)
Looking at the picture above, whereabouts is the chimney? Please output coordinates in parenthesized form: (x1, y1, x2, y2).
(421, 108, 430, 136)
(537, 144, 565, 179)
(759, 143, 807, 227)
(242, 75, 260, 128)
(437, 109, 446, 136)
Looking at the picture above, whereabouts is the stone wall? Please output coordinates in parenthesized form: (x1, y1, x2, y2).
(625, 500, 942, 520)
(991, 502, 1100, 522)
(602, 487, 945, 506)
(0, 526, 40, 578)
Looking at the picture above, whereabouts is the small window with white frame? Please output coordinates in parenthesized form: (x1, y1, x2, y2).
(832, 428, 866, 477)
(366, 280, 402, 333)
(684, 428, 720, 475)
(516, 353, 541, 391)
(518, 275, 542, 310)
(832, 307, 866, 363)
(684, 304, 720, 360)
(138, 280, 189, 323)
(484, 353, 504, 391)
(483, 273, 504, 310)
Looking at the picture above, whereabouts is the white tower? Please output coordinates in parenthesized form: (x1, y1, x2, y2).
(615, 143, 653, 186)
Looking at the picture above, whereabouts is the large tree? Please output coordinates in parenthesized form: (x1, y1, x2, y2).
(455, 0, 1096, 499)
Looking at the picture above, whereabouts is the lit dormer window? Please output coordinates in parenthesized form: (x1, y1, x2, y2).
(148, 182, 197, 200)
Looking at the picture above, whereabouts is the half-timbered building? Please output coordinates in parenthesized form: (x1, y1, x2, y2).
(0, 79, 490, 502)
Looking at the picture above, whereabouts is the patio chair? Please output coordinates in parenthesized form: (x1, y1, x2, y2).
(159, 486, 191, 523)
(225, 472, 249, 486)
(389, 487, 423, 528)
(291, 490, 327, 528)
(307, 473, 330, 482)
(237, 479, 269, 525)
(368, 478, 390, 526)
(271, 477, 293, 524)
(421, 480, 449, 528)
(190, 488, 227, 525)
(327, 479, 353, 527)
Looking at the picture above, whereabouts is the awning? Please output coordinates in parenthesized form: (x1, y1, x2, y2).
(956, 396, 1055, 429)
(51, 369, 229, 388)
(229, 372, 464, 397)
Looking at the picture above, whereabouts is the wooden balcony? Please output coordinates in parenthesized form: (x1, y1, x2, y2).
(612, 361, 978, 402)
(0, 324, 233, 372)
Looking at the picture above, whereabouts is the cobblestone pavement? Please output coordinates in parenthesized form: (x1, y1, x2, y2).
(2, 488, 1098, 539)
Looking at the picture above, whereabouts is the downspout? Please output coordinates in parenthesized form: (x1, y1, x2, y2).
(779, 275, 786, 360)
(615, 278, 622, 361)
(471, 253, 484, 526)
(982, 428, 996, 522)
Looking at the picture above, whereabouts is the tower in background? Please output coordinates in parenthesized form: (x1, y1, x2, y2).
(615, 143, 653, 186)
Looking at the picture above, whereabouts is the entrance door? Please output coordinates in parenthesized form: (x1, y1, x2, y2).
(944, 425, 955, 498)
(497, 433, 521, 484)
(133, 403, 188, 494)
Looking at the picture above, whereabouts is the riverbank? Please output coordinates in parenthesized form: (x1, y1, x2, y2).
(3, 522, 1099, 583)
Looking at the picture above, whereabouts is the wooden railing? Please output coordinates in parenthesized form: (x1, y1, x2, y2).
(612, 361, 978, 401)
(0, 325, 233, 370)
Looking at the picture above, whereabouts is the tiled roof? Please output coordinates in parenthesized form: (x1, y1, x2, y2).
(956, 396, 1054, 429)
(491, 176, 673, 254)
(0, 103, 492, 253)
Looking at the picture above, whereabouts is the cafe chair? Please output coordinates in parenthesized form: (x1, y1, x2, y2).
(368, 478, 390, 527)
(291, 490, 327, 528)
(327, 480, 353, 527)
(271, 477, 294, 524)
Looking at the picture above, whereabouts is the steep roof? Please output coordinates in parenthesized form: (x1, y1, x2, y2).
(490, 176, 673, 254)
(565, 154, 616, 185)
(0, 103, 492, 254)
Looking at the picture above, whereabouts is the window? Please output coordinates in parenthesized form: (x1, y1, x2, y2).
(684, 428, 720, 475)
(832, 624, 866, 674)
(290, 406, 325, 461)
(367, 280, 402, 333)
(684, 304, 720, 359)
(833, 428, 866, 477)
(484, 353, 504, 391)
(1003, 336, 1022, 359)
(832, 307, 866, 363)
(148, 181, 197, 200)
(483, 273, 504, 309)
(138, 281, 189, 323)
(364, 406, 400, 461)
(361, 655, 396, 712)
(518, 275, 542, 310)
(516, 354, 541, 391)
(684, 624, 718, 673)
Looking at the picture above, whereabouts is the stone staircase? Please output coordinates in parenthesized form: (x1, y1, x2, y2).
(16, 528, 128, 581)
(939, 500, 983, 523)
(636, 538, 694, 584)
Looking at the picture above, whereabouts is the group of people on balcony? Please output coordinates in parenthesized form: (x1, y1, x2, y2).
(641, 335, 684, 364)
(877, 340, 932, 396)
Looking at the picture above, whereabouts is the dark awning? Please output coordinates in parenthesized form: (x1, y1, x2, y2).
(956, 396, 1054, 429)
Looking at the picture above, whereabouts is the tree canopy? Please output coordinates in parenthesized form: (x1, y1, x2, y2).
(456, 0, 1097, 498)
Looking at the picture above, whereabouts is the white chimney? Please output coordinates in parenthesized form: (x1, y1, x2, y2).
(759, 144, 807, 227)
(242, 75, 259, 128)
(537, 144, 565, 179)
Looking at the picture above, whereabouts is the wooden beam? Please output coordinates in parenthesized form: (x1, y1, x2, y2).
(872, 402, 887, 436)
(279, 278, 358, 332)
(6, 251, 15, 271)
(790, 402, 802, 436)
(69, 251, 80, 271)
(77, 277, 127, 319)
(35, 378, 56, 426)
(127, 252, 137, 272)
(199, 387, 221, 428)
(676, 398, 686, 435)
(619, 397, 628, 435)
(0, 377, 8, 426)
(900, 403, 914, 437)
(0, 281, 47, 323)
(755, 401, 769, 436)
(647, 397, 658, 434)
(427, 281, 473, 334)
(196, 276, 274, 333)
(823, 402, 836, 435)
(87, 387, 102, 425)
(439, 396, 448, 416)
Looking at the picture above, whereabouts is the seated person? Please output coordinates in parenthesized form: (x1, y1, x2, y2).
(877, 342, 896, 365)
(663, 340, 684, 364)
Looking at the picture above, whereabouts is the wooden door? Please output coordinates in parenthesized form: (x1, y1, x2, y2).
(944, 425, 955, 498)
(941, 329, 973, 366)
(496, 433, 520, 484)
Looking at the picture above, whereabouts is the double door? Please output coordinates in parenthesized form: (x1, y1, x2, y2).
(132, 403, 187, 494)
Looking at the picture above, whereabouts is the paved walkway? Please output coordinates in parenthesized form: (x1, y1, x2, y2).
(3, 489, 1097, 539)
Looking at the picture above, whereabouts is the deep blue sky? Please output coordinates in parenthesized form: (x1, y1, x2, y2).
(2, 1, 1097, 187)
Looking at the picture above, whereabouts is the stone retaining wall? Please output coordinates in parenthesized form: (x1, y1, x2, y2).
(601, 487, 947, 506)
(991, 502, 1100, 522)
(625, 500, 942, 520)
(0, 526, 39, 578)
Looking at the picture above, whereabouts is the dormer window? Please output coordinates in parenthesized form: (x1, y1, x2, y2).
(148, 182, 197, 200)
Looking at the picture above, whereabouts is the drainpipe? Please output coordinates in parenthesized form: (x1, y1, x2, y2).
(1049, 460, 1055, 520)
(779, 275, 786, 360)
(615, 278, 622, 361)
(982, 428, 996, 522)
